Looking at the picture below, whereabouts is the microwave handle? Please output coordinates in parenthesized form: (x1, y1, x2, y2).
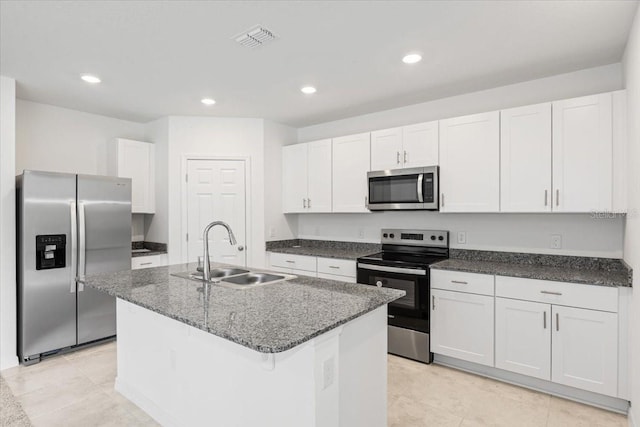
(417, 174, 424, 203)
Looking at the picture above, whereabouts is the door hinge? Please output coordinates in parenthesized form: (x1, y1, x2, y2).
(186, 233, 189, 242)
(185, 173, 188, 183)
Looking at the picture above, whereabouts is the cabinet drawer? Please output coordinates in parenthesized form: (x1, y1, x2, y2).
(317, 257, 356, 278)
(430, 269, 495, 296)
(495, 276, 618, 313)
(131, 254, 166, 270)
(269, 252, 317, 272)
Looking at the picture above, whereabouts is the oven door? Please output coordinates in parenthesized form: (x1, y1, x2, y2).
(357, 263, 430, 332)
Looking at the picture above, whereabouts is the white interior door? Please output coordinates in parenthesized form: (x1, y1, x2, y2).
(186, 159, 247, 266)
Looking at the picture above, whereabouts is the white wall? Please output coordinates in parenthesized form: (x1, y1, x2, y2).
(295, 63, 625, 257)
(298, 63, 622, 142)
(0, 76, 18, 370)
(263, 120, 298, 241)
(164, 116, 267, 267)
(622, 6, 640, 426)
(298, 213, 623, 258)
(16, 100, 146, 175)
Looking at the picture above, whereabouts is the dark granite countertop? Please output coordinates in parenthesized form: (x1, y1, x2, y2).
(131, 241, 167, 258)
(431, 249, 632, 288)
(266, 239, 380, 260)
(84, 262, 404, 353)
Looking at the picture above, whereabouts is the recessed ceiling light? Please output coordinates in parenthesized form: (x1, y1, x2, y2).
(402, 54, 422, 64)
(201, 98, 216, 106)
(80, 74, 101, 83)
(301, 86, 317, 94)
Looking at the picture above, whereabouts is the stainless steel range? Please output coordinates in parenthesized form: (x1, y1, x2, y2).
(357, 229, 449, 363)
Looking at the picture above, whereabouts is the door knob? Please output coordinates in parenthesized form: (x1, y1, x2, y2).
(237, 245, 245, 252)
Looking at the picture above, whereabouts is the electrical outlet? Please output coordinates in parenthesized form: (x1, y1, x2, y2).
(358, 228, 365, 239)
(323, 357, 335, 390)
(457, 232, 467, 244)
(550, 234, 562, 249)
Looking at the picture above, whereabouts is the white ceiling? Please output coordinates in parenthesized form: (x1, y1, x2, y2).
(1, 1, 637, 127)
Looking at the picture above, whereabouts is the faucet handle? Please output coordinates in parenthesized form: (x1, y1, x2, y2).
(237, 245, 245, 252)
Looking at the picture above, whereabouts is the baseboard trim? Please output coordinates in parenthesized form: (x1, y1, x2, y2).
(115, 377, 180, 427)
(0, 355, 19, 371)
(434, 354, 630, 415)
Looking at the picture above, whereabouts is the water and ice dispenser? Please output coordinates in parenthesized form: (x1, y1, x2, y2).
(35, 234, 66, 270)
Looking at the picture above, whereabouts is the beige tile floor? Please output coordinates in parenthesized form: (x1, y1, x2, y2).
(0, 341, 629, 426)
(388, 355, 628, 427)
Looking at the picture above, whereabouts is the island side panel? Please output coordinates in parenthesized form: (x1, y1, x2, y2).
(114, 298, 389, 427)
(339, 305, 387, 427)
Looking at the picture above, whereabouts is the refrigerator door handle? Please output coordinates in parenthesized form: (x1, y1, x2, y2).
(78, 201, 86, 291)
(70, 201, 77, 293)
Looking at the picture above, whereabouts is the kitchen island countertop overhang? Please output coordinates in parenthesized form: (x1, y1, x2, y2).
(83, 262, 405, 353)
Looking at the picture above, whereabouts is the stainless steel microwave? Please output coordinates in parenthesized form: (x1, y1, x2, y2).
(367, 166, 439, 211)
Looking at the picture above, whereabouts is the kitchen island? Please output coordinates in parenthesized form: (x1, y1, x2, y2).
(84, 263, 404, 427)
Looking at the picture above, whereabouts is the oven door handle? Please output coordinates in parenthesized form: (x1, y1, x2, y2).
(417, 173, 424, 203)
(357, 263, 427, 276)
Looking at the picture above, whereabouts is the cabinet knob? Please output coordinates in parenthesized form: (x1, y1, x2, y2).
(375, 281, 383, 287)
(237, 245, 245, 252)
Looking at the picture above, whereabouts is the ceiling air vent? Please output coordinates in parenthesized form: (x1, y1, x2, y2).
(234, 25, 276, 48)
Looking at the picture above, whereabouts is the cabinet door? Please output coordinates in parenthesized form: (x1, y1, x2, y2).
(552, 93, 612, 212)
(402, 121, 439, 168)
(116, 139, 155, 213)
(500, 103, 552, 212)
(282, 143, 308, 213)
(332, 133, 371, 213)
(431, 289, 494, 366)
(551, 306, 618, 397)
(495, 298, 551, 380)
(439, 112, 500, 212)
(370, 127, 402, 171)
(307, 139, 332, 212)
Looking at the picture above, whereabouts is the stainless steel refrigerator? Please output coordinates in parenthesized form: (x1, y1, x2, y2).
(16, 170, 131, 364)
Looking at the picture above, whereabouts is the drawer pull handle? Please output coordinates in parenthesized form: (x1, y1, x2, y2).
(556, 313, 560, 331)
(540, 290, 562, 296)
(543, 311, 547, 329)
(285, 260, 295, 264)
(432, 295, 435, 310)
(140, 262, 153, 266)
(451, 280, 468, 285)
(329, 266, 340, 269)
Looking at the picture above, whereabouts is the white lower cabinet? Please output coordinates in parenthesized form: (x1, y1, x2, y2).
(433, 271, 624, 400)
(430, 289, 494, 366)
(495, 298, 551, 380)
(131, 254, 167, 270)
(267, 252, 356, 282)
(551, 305, 618, 396)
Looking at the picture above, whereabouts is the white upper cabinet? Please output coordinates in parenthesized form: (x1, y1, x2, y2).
(306, 140, 332, 212)
(332, 133, 371, 213)
(282, 139, 332, 213)
(500, 103, 552, 212)
(402, 121, 439, 168)
(552, 93, 612, 212)
(370, 122, 438, 171)
(108, 138, 155, 214)
(370, 127, 402, 170)
(282, 143, 309, 213)
(439, 111, 500, 212)
(612, 90, 628, 213)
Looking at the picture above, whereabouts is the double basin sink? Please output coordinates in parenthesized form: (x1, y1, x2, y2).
(172, 267, 294, 289)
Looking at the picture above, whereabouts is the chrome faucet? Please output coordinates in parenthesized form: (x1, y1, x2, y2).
(202, 221, 237, 282)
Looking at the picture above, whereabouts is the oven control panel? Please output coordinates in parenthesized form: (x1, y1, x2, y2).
(381, 229, 448, 247)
